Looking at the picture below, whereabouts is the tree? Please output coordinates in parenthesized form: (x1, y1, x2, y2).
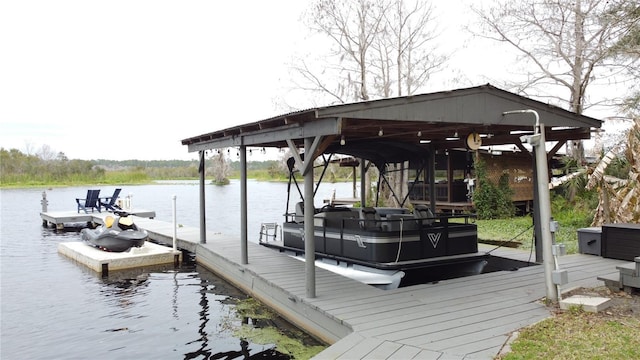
(294, 0, 447, 205)
(473, 0, 639, 164)
(611, 2, 640, 114)
(209, 149, 230, 185)
(587, 117, 640, 224)
(297, 0, 446, 104)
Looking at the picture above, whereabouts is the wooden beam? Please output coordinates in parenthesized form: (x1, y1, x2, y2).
(547, 141, 565, 161)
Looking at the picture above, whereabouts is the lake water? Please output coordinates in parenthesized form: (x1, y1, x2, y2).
(0, 180, 354, 359)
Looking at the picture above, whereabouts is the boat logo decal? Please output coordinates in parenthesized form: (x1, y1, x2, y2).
(428, 233, 442, 248)
(354, 235, 366, 248)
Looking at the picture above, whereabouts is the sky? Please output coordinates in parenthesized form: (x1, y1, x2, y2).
(0, 0, 628, 161)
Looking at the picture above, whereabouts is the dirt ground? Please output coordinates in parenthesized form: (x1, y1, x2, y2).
(561, 286, 640, 319)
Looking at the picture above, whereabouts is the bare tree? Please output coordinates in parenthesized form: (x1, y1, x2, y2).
(473, 0, 639, 163)
(374, 0, 447, 97)
(297, 0, 446, 103)
(209, 149, 230, 185)
(295, 0, 446, 205)
(295, 0, 387, 103)
(37, 144, 57, 161)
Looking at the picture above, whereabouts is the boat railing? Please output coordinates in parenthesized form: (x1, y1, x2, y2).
(309, 211, 475, 233)
(285, 207, 475, 228)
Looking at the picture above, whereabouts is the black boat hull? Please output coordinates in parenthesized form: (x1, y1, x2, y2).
(282, 218, 478, 266)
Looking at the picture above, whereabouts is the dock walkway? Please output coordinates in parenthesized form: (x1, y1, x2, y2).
(98, 216, 629, 359)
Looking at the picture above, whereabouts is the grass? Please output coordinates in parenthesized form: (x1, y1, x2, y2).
(499, 310, 640, 359)
(476, 196, 594, 255)
(481, 195, 640, 359)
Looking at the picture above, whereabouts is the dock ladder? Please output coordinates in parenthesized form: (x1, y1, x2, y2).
(259, 223, 279, 243)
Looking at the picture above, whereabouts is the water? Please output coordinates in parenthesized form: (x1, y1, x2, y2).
(1, 181, 353, 359)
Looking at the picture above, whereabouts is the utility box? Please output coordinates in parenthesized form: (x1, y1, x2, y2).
(552, 269, 569, 285)
(602, 223, 640, 261)
(577, 227, 602, 256)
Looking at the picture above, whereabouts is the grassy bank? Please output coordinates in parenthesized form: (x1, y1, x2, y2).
(477, 195, 594, 255)
(1, 171, 154, 188)
(500, 294, 640, 359)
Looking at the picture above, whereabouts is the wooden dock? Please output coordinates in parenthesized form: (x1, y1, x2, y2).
(42, 211, 629, 359)
(128, 217, 628, 359)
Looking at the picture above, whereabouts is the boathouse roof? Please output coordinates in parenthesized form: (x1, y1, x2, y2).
(181, 84, 601, 153)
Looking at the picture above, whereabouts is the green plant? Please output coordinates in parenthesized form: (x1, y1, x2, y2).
(473, 158, 515, 219)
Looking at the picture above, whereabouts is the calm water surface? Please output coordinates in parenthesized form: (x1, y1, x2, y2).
(0, 181, 353, 359)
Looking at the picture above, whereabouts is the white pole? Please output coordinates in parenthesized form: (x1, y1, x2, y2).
(504, 110, 558, 302)
(172, 195, 177, 251)
(533, 124, 558, 302)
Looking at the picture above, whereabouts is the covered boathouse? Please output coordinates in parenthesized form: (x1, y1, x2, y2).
(181, 83, 601, 299)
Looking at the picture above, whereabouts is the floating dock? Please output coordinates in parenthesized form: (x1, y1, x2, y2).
(41, 209, 156, 230)
(42, 210, 178, 276)
(58, 241, 181, 275)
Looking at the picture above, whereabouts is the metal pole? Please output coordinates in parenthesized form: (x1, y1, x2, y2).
(240, 145, 248, 265)
(504, 110, 558, 302)
(534, 124, 558, 302)
(304, 137, 316, 298)
(360, 160, 366, 207)
(352, 167, 356, 199)
(533, 154, 543, 262)
(428, 149, 436, 214)
(199, 150, 206, 244)
(172, 195, 177, 251)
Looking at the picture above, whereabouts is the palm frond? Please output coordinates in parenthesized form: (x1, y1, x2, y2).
(585, 145, 621, 190)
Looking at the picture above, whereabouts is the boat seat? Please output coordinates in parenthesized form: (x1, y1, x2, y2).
(385, 213, 419, 231)
(314, 210, 357, 228)
(294, 202, 305, 223)
(359, 207, 381, 230)
(414, 205, 435, 226)
(118, 216, 136, 230)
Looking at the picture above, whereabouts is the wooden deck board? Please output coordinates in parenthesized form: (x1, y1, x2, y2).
(351, 290, 543, 329)
(46, 212, 630, 359)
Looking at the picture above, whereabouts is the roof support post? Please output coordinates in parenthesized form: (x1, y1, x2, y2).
(199, 150, 206, 244)
(428, 149, 436, 214)
(360, 160, 366, 207)
(287, 137, 322, 176)
(240, 144, 248, 265)
(303, 137, 317, 298)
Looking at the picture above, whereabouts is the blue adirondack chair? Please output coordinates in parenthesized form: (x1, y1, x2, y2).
(76, 189, 101, 213)
(99, 188, 122, 211)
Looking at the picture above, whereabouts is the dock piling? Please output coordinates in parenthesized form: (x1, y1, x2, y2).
(101, 263, 109, 277)
(41, 191, 48, 212)
(172, 195, 177, 251)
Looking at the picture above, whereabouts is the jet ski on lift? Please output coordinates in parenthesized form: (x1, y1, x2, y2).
(81, 211, 148, 252)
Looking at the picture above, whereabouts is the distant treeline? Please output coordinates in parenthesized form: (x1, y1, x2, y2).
(0, 148, 202, 186)
(0, 148, 289, 186)
(0, 147, 354, 187)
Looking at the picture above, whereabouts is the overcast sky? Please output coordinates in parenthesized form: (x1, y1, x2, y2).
(0, 0, 624, 161)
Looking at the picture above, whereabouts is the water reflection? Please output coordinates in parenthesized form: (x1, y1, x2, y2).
(184, 276, 211, 359)
(89, 255, 290, 359)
